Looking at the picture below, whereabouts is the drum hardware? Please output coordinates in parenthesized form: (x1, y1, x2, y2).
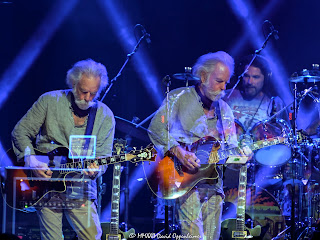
(290, 65, 320, 83)
(285, 69, 320, 239)
(114, 116, 149, 143)
(172, 67, 200, 87)
(151, 196, 178, 237)
(271, 226, 291, 240)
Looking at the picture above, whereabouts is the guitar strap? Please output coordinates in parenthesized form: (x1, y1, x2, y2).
(212, 101, 226, 146)
(85, 104, 98, 136)
(82, 104, 98, 158)
(212, 100, 228, 180)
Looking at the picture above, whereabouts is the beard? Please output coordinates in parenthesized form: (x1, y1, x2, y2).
(202, 81, 226, 101)
(243, 85, 259, 100)
(72, 89, 96, 110)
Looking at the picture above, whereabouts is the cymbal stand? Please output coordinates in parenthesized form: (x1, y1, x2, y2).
(290, 81, 301, 240)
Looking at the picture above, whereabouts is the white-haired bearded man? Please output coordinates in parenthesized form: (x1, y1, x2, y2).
(11, 59, 115, 240)
(148, 51, 251, 240)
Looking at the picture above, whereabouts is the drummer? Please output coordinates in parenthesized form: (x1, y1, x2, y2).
(223, 54, 289, 130)
(223, 55, 290, 190)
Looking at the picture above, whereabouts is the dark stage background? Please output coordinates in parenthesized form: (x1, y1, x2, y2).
(1, 0, 320, 237)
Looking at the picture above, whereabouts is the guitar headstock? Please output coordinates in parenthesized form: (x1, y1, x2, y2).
(126, 144, 156, 164)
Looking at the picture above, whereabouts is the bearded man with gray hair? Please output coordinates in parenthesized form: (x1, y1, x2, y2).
(148, 51, 251, 239)
(11, 59, 115, 240)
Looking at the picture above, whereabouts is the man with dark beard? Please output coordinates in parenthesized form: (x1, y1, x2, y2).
(224, 55, 289, 131)
(11, 59, 115, 240)
(148, 51, 252, 240)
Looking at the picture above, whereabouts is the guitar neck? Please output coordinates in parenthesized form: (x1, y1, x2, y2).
(32, 144, 155, 173)
(110, 163, 121, 236)
(59, 154, 126, 171)
(236, 165, 247, 232)
(216, 136, 285, 162)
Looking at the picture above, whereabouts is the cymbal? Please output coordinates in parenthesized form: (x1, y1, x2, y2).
(172, 73, 200, 81)
(115, 116, 150, 142)
(290, 75, 320, 83)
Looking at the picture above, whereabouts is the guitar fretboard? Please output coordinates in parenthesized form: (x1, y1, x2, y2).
(210, 136, 285, 163)
(236, 165, 247, 231)
(110, 163, 121, 235)
(58, 154, 126, 174)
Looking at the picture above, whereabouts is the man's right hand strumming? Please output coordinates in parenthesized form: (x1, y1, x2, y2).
(171, 146, 201, 171)
(25, 155, 53, 178)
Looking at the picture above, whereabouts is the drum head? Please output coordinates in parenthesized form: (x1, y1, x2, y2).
(250, 119, 291, 167)
(255, 145, 292, 166)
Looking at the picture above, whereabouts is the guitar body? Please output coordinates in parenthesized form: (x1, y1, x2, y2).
(5, 165, 89, 211)
(146, 135, 288, 200)
(20, 147, 92, 203)
(146, 137, 221, 199)
(220, 218, 261, 240)
(101, 222, 135, 240)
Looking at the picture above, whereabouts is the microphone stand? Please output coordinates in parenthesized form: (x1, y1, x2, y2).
(227, 29, 276, 99)
(100, 32, 149, 102)
(97, 26, 148, 228)
(135, 76, 172, 129)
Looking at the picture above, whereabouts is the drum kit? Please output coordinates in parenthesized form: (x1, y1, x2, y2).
(224, 65, 320, 240)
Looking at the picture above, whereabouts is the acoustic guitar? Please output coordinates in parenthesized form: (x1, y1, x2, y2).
(145, 135, 287, 199)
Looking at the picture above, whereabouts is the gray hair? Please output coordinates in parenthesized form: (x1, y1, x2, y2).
(66, 59, 108, 93)
(192, 51, 234, 81)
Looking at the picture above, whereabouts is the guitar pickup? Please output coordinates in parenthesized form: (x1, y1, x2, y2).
(232, 231, 248, 238)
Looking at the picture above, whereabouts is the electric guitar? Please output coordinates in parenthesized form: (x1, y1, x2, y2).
(5, 145, 155, 210)
(220, 165, 261, 239)
(105, 163, 135, 240)
(104, 139, 135, 240)
(145, 135, 288, 199)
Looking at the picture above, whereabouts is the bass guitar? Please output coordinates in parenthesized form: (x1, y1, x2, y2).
(145, 136, 287, 199)
(5, 145, 155, 211)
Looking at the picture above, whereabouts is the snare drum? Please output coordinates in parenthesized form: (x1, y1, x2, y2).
(249, 119, 291, 167)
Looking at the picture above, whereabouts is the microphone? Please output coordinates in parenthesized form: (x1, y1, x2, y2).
(141, 25, 151, 45)
(162, 75, 171, 85)
(264, 20, 279, 40)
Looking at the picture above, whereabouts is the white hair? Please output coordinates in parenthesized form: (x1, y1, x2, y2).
(66, 59, 108, 93)
(192, 51, 234, 80)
